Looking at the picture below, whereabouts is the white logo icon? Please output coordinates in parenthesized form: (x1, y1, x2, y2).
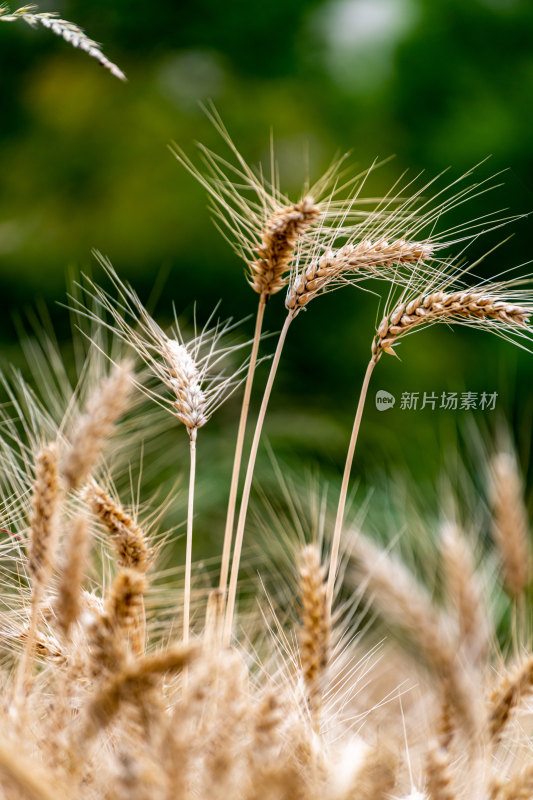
(375, 390, 395, 411)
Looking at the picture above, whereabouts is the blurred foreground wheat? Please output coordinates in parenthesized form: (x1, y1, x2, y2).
(0, 124, 532, 799)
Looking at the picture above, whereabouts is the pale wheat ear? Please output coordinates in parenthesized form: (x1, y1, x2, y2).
(60, 358, 133, 491)
(0, 5, 126, 80)
(298, 545, 330, 733)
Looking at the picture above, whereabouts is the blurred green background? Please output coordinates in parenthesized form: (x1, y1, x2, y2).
(1, 0, 532, 547)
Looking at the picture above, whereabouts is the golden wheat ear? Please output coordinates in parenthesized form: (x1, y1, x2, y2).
(15, 442, 63, 698)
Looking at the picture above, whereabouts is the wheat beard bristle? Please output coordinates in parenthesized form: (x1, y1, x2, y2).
(286, 237, 433, 311)
(298, 545, 330, 730)
(250, 196, 320, 297)
(373, 290, 531, 358)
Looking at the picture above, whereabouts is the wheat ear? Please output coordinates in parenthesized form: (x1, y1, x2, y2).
(83, 483, 151, 572)
(286, 238, 433, 311)
(425, 743, 456, 800)
(298, 545, 330, 732)
(107, 568, 148, 656)
(440, 522, 488, 664)
(250, 197, 320, 296)
(488, 655, 533, 739)
(0, 739, 64, 800)
(0, 5, 126, 80)
(82, 643, 199, 739)
(490, 766, 533, 800)
(16, 442, 62, 697)
(61, 359, 133, 490)
(55, 513, 92, 639)
(490, 452, 531, 600)
(372, 290, 531, 360)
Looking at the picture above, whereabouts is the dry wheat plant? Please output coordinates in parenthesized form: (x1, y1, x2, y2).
(1, 111, 533, 800)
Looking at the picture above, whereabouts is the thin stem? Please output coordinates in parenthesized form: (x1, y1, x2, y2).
(219, 294, 267, 596)
(224, 312, 294, 644)
(184, 431, 197, 644)
(326, 357, 377, 613)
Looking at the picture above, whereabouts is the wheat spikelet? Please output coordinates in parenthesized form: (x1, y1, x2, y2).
(84, 483, 151, 572)
(373, 289, 531, 359)
(0, 5, 126, 80)
(490, 452, 531, 598)
(27, 442, 62, 592)
(425, 743, 456, 800)
(298, 545, 330, 730)
(61, 360, 133, 491)
(489, 655, 533, 739)
(250, 197, 320, 297)
(286, 237, 433, 312)
(54, 513, 92, 639)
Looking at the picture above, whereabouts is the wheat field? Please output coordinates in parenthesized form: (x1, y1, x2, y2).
(0, 117, 532, 800)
